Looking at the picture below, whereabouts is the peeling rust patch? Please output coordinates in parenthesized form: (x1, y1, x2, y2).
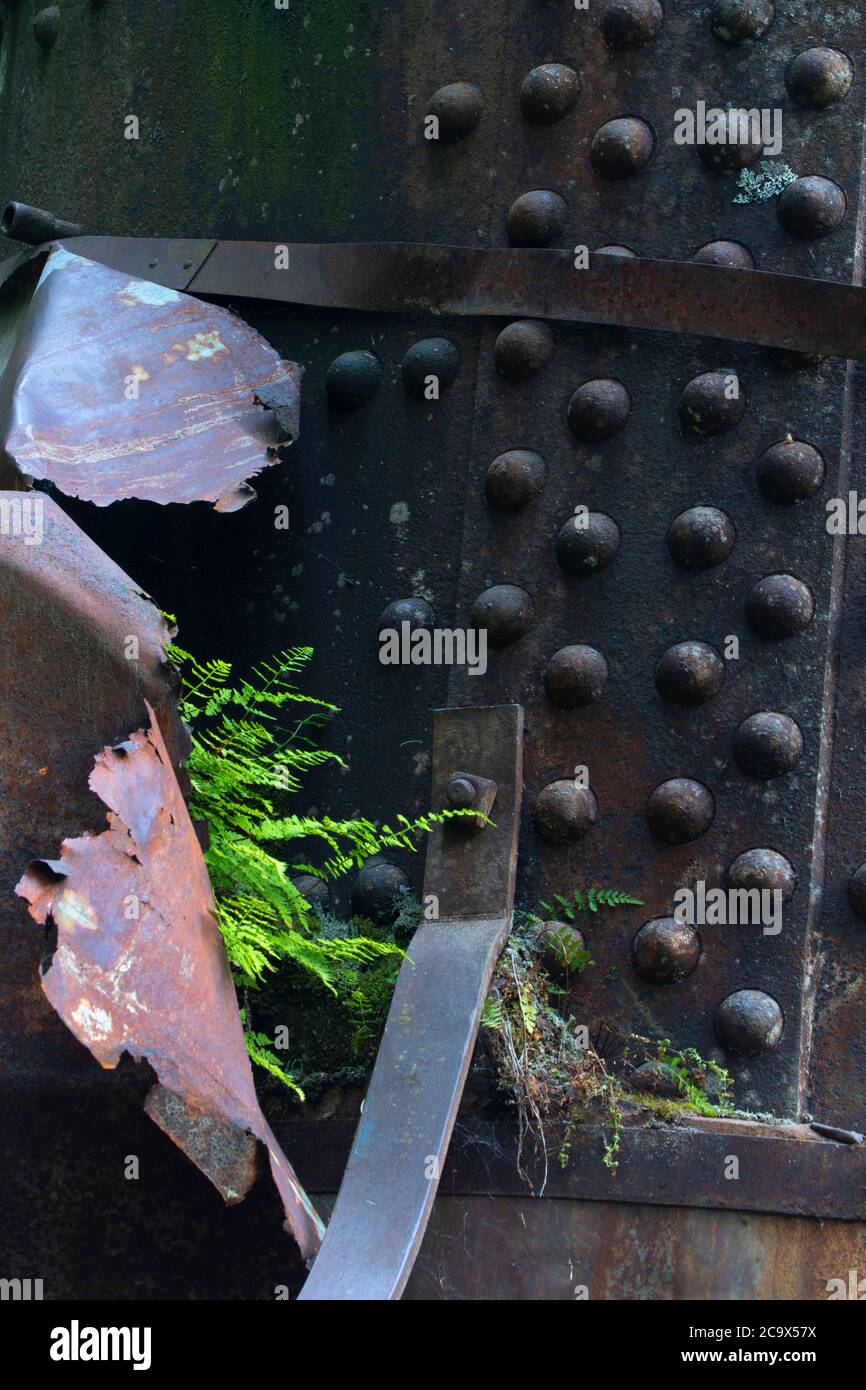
(16, 702, 323, 1261)
(0, 245, 301, 510)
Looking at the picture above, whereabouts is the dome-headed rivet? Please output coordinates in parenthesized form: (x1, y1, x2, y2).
(520, 64, 581, 125)
(727, 848, 795, 900)
(556, 510, 621, 576)
(698, 114, 764, 173)
(535, 780, 598, 844)
(485, 449, 546, 512)
(667, 506, 735, 570)
(733, 711, 803, 779)
(494, 319, 555, 381)
(632, 917, 701, 984)
(544, 645, 609, 709)
(535, 921, 587, 978)
(591, 117, 654, 180)
(401, 337, 460, 399)
(567, 378, 631, 442)
(680, 370, 745, 435)
(745, 574, 814, 639)
(777, 176, 846, 240)
(646, 778, 715, 844)
(847, 863, 866, 921)
(710, 0, 774, 45)
(655, 641, 725, 707)
(756, 439, 825, 504)
(469, 584, 533, 648)
(325, 350, 382, 411)
(34, 6, 61, 48)
(694, 240, 755, 269)
(786, 48, 853, 109)
(507, 189, 568, 247)
(291, 874, 331, 911)
(426, 82, 483, 142)
(714, 989, 783, 1055)
(379, 596, 436, 631)
(602, 0, 664, 51)
(445, 775, 477, 810)
(629, 1061, 687, 1097)
(596, 244, 638, 257)
(351, 861, 411, 925)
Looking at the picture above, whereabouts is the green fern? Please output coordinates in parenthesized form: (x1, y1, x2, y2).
(167, 642, 462, 1089)
(539, 886, 643, 922)
(481, 998, 504, 1031)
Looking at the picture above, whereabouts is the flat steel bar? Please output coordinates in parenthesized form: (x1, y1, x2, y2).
(52, 237, 866, 361)
(298, 703, 523, 1301)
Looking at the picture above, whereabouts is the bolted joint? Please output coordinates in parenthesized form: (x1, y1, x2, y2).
(443, 769, 497, 830)
(1, 201, 82, 246)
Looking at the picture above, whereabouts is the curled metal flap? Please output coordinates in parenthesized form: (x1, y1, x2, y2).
(15, 702, 324, 1261)
(0, 244, 301, 510)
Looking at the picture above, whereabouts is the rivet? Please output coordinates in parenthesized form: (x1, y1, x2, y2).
(485, 449, 546, 511)
(745, 574, 814, 639)
(591, 117, 654, 180)
(645, 778, 715, 844)
(847, 863, 866, 921)
(714, 989, 783, 1055)
(520, 63, 581, 125)
(631, 917, 701, 984)
(556, 510, 621, 576)
(756, 439, 825, 504)
(351, 861, 411, 925)
(326, 350, 382, 411)
(469, 584, 534, 648)
(33, 6, 61, 48)
(426, 82, 483, 142)
(602, 0, 664, 51)
(777, 176, 846, 240)
(291, 874, 331, 911)
(379, 596, 436, 631)
(727, 848, 795, 900)
(566, 378, 631, 442)
(544, 645, 609, 709)
(680, 371, 745, 435)
(654, 641, 725, 707)
(535, 780, 598, 844)
(401, 337, 459, 399)
(694, 240, 755, 269)
(494, 319, 555, 381)
(535, 921, 587, 979)
(667, 506, 735, 570)
(698, 113, 763, 173)
(507, 189, 567, 247)
(445, 776, 477, 810)
(596, 244, 637, 257)
(733, 711, 803, 779)
(710, 0, 774, 45)
(786, 48, 853, 109)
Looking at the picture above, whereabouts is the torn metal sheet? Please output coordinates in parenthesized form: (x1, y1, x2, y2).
(0, 244, 301, 510)
(16, 702, 324, 1261)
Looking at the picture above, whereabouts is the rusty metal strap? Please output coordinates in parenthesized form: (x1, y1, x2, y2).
(49, 236, 866, 361)
(299, 704, 523, 1301)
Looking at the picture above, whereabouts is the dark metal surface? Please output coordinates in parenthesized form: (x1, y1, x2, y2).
(299, 703, 523, 1300)
(52, 236, 866, 363)
(17, 702, 323, 1261)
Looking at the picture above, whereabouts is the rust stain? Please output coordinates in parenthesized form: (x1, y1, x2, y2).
(15, 702, 324, 1261)
(0, 245, 301, 511)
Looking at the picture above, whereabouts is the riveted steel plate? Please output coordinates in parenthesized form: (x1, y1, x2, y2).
(446, 3, 866, 1121)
